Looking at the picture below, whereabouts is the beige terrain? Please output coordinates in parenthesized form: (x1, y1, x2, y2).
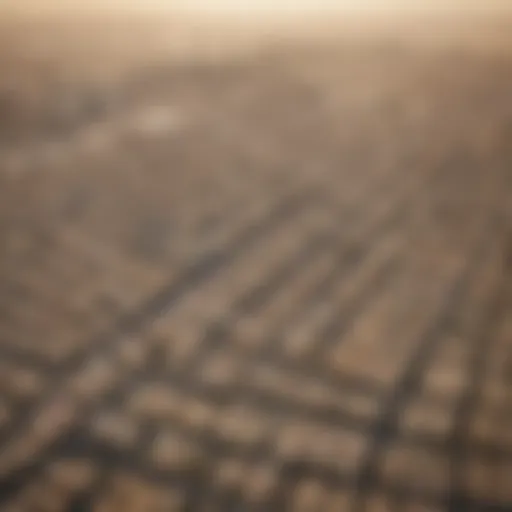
(1, 6, 512, 512)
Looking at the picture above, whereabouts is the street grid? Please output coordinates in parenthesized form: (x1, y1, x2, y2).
(0, 42, 512, 511)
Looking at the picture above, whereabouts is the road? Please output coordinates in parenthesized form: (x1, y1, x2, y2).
(1, 36, 512, 511)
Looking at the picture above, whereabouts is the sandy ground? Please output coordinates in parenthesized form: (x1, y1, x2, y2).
(1, 12, 512, 512)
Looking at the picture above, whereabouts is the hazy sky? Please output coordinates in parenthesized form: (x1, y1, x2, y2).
(2, 0, 511, 17)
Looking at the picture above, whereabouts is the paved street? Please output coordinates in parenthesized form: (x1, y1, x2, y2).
(1, 36, 512, 511)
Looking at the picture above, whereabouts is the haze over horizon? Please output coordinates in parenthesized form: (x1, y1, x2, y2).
(2, 0, 512, 19)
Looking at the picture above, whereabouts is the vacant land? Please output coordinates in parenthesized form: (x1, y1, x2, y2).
(1, 14, 512, 511)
